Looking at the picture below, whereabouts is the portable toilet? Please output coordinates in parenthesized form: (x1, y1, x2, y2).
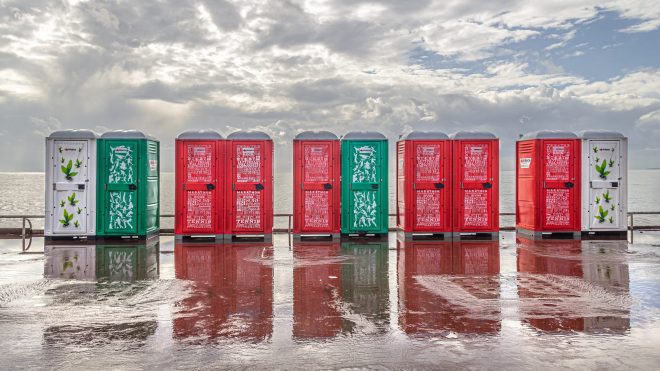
(516, 131, 581, 238)
(341, 131, 388, 237)
(450, 131, 499, 238)
(175, 130, 225, 239)
(226, 131, 274, 240)
(292, 131, 341, 239)
(396, 131, 451, 239)
(45, 130, 99, 239)
(577, 131, 628, 237)
(96, 130, 160, 239)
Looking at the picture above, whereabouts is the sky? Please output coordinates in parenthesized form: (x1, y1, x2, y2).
(0, 0, 659, 173)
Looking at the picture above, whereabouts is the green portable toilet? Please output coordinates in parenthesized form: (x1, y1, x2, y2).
(341, 131, 388, 236)
(96, 130, 160, 238)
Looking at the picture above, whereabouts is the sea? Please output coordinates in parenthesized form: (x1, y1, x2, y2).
(2, 170, 660, 229)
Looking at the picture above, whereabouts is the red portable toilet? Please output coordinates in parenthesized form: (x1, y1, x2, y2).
(516, 131, 581, 238)
(226, 131, 274, 241)
(396, 131, 452, 239)
(450, 131, 499, 239)
(292, 131, 340, 239)
(175, 130, 225, 240)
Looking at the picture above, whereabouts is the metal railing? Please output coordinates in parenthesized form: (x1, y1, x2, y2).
(2, 211, 659, 251)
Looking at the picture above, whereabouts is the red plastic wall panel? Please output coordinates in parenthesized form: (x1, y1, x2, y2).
(397, 140, 451, 233)
(452, 139, 499, 233)
(226, 140, 273, 235)
(292, 242, 342, 338)
(175, 140, 225, 235)
(292, 140, 340, 234)
(516, 139, 581, 232)
(173, 242, 273, 341)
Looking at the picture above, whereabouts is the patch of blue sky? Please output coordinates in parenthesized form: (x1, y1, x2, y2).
(410, 10, 660, 82)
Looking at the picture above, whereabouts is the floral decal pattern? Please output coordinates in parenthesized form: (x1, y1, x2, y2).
(353, 191, 378, 228)
(109, 192, 135, 230)
(352, 145, 377, 183)
(591, 142, 619, 227)
(109, 145, 135, 184)
(54, 142, 86, 232)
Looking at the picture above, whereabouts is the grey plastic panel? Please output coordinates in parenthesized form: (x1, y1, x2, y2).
(576, 130, 626, 139)
(342, 131, 387, 141)
(294, 131, 338, 140)
(48, 130, 99, 140)
(227, 131, 272, 140)
(449, 131, 498, 140)
(400, 131, 449, 140)
(101, 130, 158, 141)
(177, 130, 223, 140)
(519, 130, 577, 140)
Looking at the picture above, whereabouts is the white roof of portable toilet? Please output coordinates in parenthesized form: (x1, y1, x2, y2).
(576, 130, 626, 139)
(400, 131, 449, 140)
(342, 131, 387, 140)
(227, 131, 272, 140)
(177, 130, 223, 140)
(449, 131, 497, 139)
(48, 129, 99, 139)
(101, 130, 158, 141)
(519, 130, 577, 140)
(294, 131, 338, 140)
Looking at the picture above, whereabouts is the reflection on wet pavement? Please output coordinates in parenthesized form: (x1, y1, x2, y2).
(517, 237, 630, 333)
(0, 232, 659, 368)
(174, 241, 273, 342)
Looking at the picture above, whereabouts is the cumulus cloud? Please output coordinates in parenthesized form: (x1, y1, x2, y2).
(0, 0, 659, 174)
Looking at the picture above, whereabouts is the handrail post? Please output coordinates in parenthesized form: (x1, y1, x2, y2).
(630, 213, 634, 244)
(288, 215, 292, 247)
(21, 217, 26, 252)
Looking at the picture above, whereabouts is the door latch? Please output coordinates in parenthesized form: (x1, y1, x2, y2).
(206, 183, 215, 191)
(78, 184, 85, 190)
(483, 182, 492, 189)
(611, 182, 619, 187)
(564, 182, 574, 188)
(435, 183, 444, 189)
(255, 183, 264, 191)
(324, 183, 333, 190)
(371, 184, 379, 190)
(128, 184, 137, 191)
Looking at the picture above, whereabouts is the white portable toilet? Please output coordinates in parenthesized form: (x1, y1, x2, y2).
(578, 130, 628, 236)
(45, 130, 99, 239)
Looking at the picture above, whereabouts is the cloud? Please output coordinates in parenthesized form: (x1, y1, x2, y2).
(0, 0, 659, 174)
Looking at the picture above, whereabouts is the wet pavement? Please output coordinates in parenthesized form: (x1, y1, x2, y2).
(1, 232, 660, 369)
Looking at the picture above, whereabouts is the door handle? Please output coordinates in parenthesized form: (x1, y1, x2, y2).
(255, 183, 264, 191)
(564, 182, 574, 188)
(128, 184, 137, 191)
(611, 182, 618, 187)
(483, 182, 492, 189)
(371, 184, 379, 190)
(435, 183, 444, 189)
(324, 183, 332, 190)
(78, 184, 86, 190)
(206, 183, 215, 191)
